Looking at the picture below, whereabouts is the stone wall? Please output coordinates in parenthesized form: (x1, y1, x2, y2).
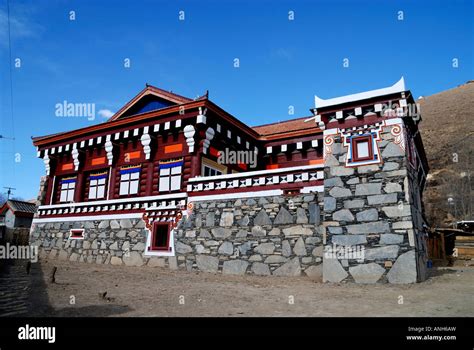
(30, 193, 324, 278)
(323, 124, 421, 284)
(30, 219, 163, 267)
(176, 194, 324, 278)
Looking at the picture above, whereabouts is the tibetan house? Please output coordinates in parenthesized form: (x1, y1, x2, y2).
(30, 78, 430, 283)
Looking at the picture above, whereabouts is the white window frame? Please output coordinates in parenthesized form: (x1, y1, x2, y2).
(88, 176, 107, 200)
(119, 170, 140, 196)
(159, 165, 182, 192)
(60, 180, 76, 202)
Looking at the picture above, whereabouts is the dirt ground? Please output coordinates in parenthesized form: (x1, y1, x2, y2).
(2, 258, 474, 317)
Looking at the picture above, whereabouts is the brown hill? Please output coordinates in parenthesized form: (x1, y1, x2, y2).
(418, 81, 474, 226)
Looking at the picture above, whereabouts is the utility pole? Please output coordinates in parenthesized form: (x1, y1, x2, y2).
(3, 187, 16, 200)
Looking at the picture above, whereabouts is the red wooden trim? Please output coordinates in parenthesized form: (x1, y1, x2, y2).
(351, 135, 374, 162)
(149, 221, 172, 252)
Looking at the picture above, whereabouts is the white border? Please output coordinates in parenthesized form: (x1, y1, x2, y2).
(189, 189, 284, 202)
(32, 212, 143, 223)
(143, 226, 176, 257)
(38, 192, 187, 210)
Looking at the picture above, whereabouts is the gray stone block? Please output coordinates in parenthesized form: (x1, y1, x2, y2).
(349, 263, 385, 283)
(176, 242, 193, 254)
(293, 237, 307, 256)
(254, 210, 272, 226)
(387, 250, 416, 283)
(332, 234, 367, 246)
(274, 207, 294, 225)
(273, 257, 301, 276)
(346, 221, 390, 234)
(222, 260, 248, 275)
(380, 234, 404, 244)
(382, 142, 405, 157)
(218, 241, 234, 255)
(329, 187, 352, 198)
(251, 262, 271, 276)
(355, 183, 382, 196)
(344, 199, 365, 209)
(308, 203, 320, 224)
(323, 257, 348, 282)
(254, 242, 275, 255)
(356, 208, 379, 222)
(367, 193, 398, 205)
(382, 205, 411, 218)
(324, 197, 337, 212)
(196, 255, 219, 273)
(211, 227, 232, 239)
(333, 209, 355, 222)
(282, 240, 292, 257)
(219, 212, 234, 227)
(365, 245, 399, 260)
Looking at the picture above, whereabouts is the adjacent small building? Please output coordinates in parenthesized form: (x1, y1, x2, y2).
(29, 78, 430, 283)
(0, 200, 36, 242)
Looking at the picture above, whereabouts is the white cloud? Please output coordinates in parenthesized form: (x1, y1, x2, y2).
(0, 8, 44, 50)
(98, 109, 114, 119)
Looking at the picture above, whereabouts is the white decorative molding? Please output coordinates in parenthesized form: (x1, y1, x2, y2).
(105, 140, 114, 165)
(203, 127, 215, 154)
(43, 153, 50, 175)
(72, 145, 80, 171)
(196, 107, 207, 124)
(140, 132, 152, 160)
(183, 125, 196, 153)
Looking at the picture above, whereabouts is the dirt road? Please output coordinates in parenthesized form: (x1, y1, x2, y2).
(1, 259, 473, 317)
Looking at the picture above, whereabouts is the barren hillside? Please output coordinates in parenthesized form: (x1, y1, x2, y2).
(418, 81, 474, 226)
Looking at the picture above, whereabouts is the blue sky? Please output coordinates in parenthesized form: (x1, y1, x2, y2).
(0, 0, 472, 200)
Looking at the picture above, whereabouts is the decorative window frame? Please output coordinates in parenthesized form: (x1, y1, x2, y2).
(69, 228, 85, 240)
(144, 222, 176, 257)
(158, 158, 183, 193)
(341, 124, 383, 167)
(88, 171, 108, 200)
(119, 165, 141, 196)
(59, 176, 77, 203)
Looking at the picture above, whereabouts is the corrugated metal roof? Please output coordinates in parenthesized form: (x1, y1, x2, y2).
(7, 200, 37, 214)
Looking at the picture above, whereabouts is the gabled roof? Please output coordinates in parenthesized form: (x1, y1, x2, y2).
(108, 84, 198, 122)
(0, 200, 36, 216)
(314, 77, 406, 109)
(252, 116, 321, 138)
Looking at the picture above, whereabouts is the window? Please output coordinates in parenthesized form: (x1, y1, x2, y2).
(203, 165, 222, 177)
(59, 177, 76, 202)
(119, 166, 140, 196)
(159, 159, 183, 192)
(351, 135, 374, 162)
(201, 157, 227, 177)
(88, 172, 107, 200)
(69, 229, 85, 240)
(149, 222, 171, 251)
